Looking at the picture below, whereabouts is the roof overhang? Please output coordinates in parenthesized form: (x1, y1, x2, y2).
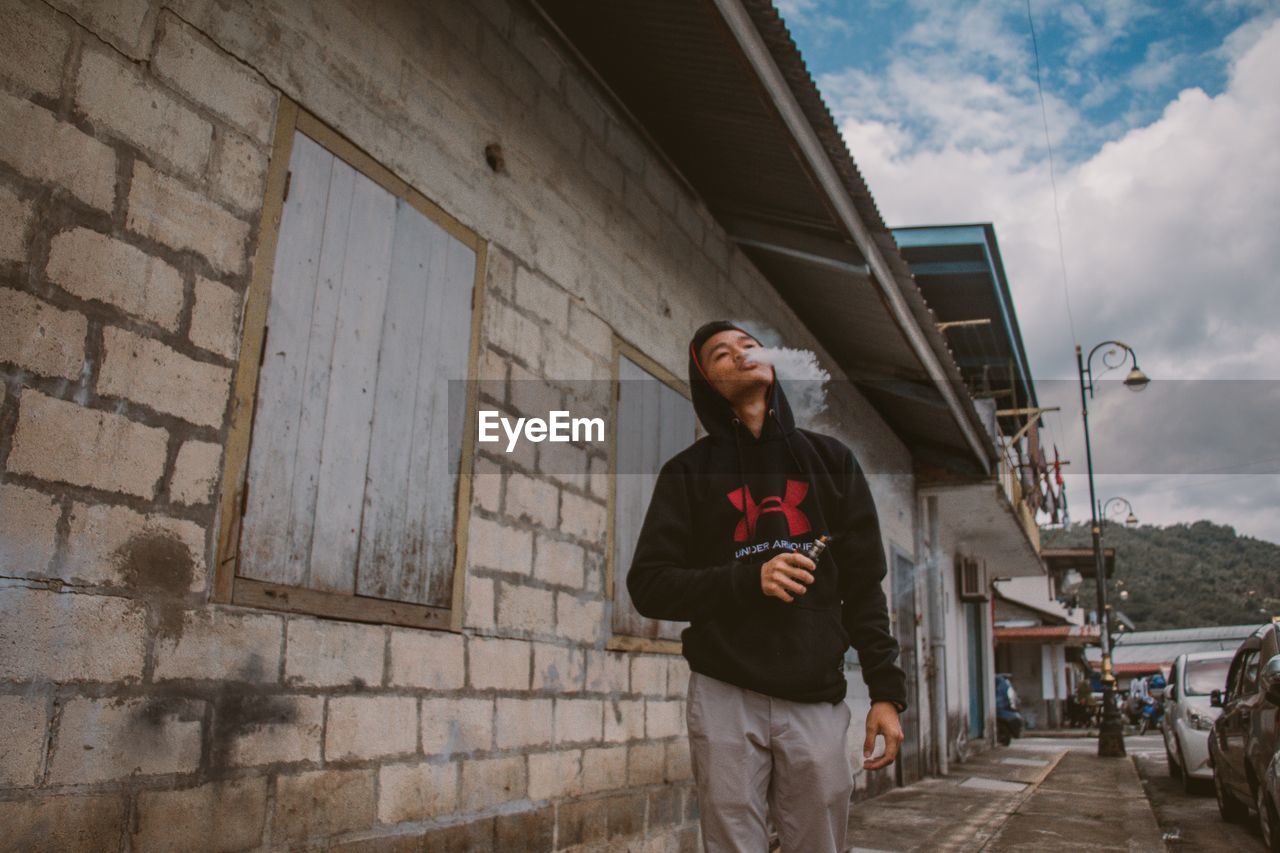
(994, 625, 1100, 647)
(920, 481, 1044, 578)
(1042, 547, 1116, 580)
(532, 0, 997, 477)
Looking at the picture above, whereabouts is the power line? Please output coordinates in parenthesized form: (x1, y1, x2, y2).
(1026, 0, 1079, 349)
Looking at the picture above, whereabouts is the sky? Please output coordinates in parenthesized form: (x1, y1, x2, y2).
(777, 0, 1280, 544)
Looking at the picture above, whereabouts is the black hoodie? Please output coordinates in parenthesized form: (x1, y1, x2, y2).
(626, 329, 908, 707)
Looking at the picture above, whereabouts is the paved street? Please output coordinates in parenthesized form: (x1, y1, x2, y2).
(841, 734, 1269, 852)
(1125, 735, 1267, 851)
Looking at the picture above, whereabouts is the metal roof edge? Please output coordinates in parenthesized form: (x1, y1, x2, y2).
(723, 0, 997, 471)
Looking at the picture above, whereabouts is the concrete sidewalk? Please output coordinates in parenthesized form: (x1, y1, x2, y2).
(843, 743, 1166, 852)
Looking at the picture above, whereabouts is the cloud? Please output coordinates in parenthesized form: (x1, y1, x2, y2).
(820, 14, 1280, 541)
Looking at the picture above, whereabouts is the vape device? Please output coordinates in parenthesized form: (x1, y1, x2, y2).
(804, 534, 830, 561)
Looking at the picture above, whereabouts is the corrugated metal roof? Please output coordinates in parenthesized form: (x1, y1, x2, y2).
(532, 0, 995, 475)
(1084, 624, 1261, 667)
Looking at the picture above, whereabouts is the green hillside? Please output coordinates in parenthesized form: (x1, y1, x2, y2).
(1040, 520, 1280, 631)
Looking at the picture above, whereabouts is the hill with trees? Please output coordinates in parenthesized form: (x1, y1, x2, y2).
(1040, 520, 1280, 631)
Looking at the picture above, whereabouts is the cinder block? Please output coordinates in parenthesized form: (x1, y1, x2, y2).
(459, 755, 526, 812)
(504, 470, 559, 529)
(220, 694, 323, 767)
(64, 501, 207, 590)
(509, 362, 562, 419)
(0, 483, 60, 578)
(0, 90, 115, 210)
(542, 333, 595, 382)
(0, 793, 126, 853)
(45, 0, 155, 58)
(8, 392, 167, 497)
(665, 739, 692, 783)
(325, 695, 417, 761)
(284, 617, 385, 688)
(0, 694, 47, 786)
(626, 741, 666, 786)
(588, 453, 609, 501)
(134, 777, 267, 852)
(468, 634, 531, 690)
(568, 302, 613, 359)
(153, 608, 283, 682)
(169, 439, 223, 506)
(496, 580, 554, 634)
(0, 183, 32, 261)
(581, 744, 627, 793)
(153, 14, 278, 144)
(528, 748, 581, 800)
(273, 768, 376, 842)
(485, 244, 517, 299)
(470, 456, 502, 514)
(211, 127, 269, 213)
(495, 697, 553, 749)
(536, 439, 588, 492)
(585, 648, 629, 694)
(554, 697, 603, 744)
(603, 698, 644, 744)
(630, 656, 667, 697)
(464, 573, 496, 630)
(388, 628, 465, 689)
(127, 161, 249, 274)
(378, 760, 458, 824)
(555, 591, 604, 645)
(48, 695, 204, 784)
(0, 0, 72, 98)
(564, 73, 607, 139)
(467, 515, 532, 574)
(559, 491, 606, 543)
(0, 587, 147, 682)
(532, 641, 584, 692)
(666, 657, 690, 698)
(514, 266, 569, 330)
(422, 697, 493, 757)
(533, 534, 585, 590)
(98, 326, 233, 428)
(483, 296, 541, 366)
(0, 288, 87, 380)
(645, 699, 684, 740)
(76, 46, 212, 179)
(189, 276, 243, 359)
(46, 227, 184, 331)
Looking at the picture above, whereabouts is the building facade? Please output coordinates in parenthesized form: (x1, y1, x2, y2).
(1, 1, 1046, 848)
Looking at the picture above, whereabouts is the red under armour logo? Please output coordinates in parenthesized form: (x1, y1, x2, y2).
(727, 480, 812, 541)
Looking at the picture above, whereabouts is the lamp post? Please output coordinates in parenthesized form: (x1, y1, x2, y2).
(1075, 341, 1149, 758)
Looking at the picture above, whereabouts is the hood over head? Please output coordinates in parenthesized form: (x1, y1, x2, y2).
(688, 320, 797, 442)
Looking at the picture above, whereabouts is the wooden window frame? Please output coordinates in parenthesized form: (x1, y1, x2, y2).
(213, 97, 488, 633)
(605, 335, 697, 655)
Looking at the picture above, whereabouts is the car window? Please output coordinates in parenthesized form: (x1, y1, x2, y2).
(1184, 658, 1232, 695)
(1241, 651, 1260, 693)
(1227, 650, 1255, 700)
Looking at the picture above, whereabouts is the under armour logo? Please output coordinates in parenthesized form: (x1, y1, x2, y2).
(727, 479, 812, 541)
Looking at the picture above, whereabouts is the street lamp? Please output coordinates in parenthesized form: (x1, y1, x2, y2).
(1100, 496, 1139, 529)
(1076, 341, 1149, 758)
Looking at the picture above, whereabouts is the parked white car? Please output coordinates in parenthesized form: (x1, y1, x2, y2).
(1163, 650, 1234, 791)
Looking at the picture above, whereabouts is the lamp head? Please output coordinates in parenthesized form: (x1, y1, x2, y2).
(1123, 365, 1150, 391)
(1125, 512, 1138, 526)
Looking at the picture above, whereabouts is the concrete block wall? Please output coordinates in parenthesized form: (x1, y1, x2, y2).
(0, 0, 917, 848)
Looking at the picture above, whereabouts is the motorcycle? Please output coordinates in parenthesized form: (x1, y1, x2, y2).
(1137, 694, 1163, 735)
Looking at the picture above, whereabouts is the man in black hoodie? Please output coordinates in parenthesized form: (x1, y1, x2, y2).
(628, 320, 906, 852)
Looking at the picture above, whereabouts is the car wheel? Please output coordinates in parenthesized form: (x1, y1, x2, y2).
(1175, 740, 1198, 795)
(1258, 784, 1280, 852)
(1216, 768, 1248, 823)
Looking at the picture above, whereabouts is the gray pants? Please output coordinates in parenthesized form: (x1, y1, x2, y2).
(686, 670, 854, 852)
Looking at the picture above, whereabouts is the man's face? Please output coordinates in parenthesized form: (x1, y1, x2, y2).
(699, 330, 773, 404)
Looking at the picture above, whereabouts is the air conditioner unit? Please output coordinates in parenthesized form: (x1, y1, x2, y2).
(957, 556, 987, 601)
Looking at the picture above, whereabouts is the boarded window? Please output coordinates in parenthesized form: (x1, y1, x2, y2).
(218, 102, 483, 630)
(610, 347, 697, 645)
